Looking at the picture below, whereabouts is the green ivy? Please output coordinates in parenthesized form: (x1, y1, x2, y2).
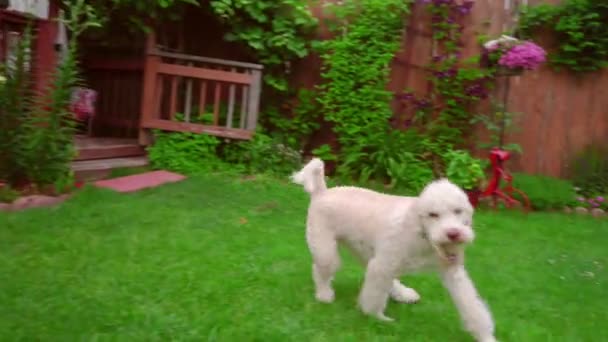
(316, 0, 412, 180)
(210, 0, 318, 92)
(518, 0, 608, 72)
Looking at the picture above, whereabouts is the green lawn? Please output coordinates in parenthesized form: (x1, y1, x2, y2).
(1, 174, 607, 341)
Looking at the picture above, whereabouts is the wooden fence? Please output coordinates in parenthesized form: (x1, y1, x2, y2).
(139, 33, 263, 144)
(295, 0, 608, 178)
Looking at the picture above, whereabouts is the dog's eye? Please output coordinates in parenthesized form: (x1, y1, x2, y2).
(454, 208, 463, 215)
(428, 212, 440, 218)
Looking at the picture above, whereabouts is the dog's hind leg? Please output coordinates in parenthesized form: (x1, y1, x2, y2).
(390, 279, 420, 304)
(307, 227, 341, 303)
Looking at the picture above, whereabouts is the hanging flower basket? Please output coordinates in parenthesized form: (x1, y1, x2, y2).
(481, 35, 547, 74)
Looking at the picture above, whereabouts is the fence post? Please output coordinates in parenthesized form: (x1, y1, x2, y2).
(138, 31, 161, 146)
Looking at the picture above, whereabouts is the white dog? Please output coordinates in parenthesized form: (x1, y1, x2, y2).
(292, 158, 497, 342)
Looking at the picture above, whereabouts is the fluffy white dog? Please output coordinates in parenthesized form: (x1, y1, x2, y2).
(292, 158, 497, 342)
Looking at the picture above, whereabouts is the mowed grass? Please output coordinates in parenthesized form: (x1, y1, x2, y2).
(1, 174, 607, 341)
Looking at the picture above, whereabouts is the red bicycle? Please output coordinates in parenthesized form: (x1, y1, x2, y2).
(475, 148, 531, 211)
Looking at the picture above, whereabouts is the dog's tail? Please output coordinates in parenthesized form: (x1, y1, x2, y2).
(291, 158, 327, 196)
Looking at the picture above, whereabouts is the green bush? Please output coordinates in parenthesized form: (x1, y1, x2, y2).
(147, 130, 226, 174)
(569, 144, 608, 197)
(222, 133, 302, 177)
(445, 150, 485, 190)
(511, 173, 577, 210)
(0, 186, 20, 203)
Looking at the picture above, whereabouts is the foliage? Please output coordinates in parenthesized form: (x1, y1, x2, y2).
(0, 27, 33, 186)
(511, 173, 577, 210)
(210, 0, 318, 93)
(88, 0, 199, 32)
(316, 0, 412, 180)
(470, 102, 522, 154)
(263, 89, 321, 150)
(445, 150, 485, 190)
(394, 0, 496, 181)
(569, 144, 608, 197)
(518, 0, 608, 72)
(0, 185, 20, 203)
(22, 0, 102, 192)
(222, 133, 302, 177)
(0, 0, 100, 192)
(311, 144, 337, 162)
(147, 130, 225, 174)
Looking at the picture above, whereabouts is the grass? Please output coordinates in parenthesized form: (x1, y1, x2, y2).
(1, 174, 607, 341)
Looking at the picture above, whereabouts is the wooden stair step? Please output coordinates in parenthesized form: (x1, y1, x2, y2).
(74, 136, 145, 161)
(72, 156, 149, 182)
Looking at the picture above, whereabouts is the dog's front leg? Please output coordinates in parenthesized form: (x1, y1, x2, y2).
(440, 265, 497, 342)
(358, 257, 395, 321)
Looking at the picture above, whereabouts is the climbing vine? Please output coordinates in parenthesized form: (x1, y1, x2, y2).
(397, 0, 493, 176)
(316, 0, 413, 180)
(518, 0, 608, 72)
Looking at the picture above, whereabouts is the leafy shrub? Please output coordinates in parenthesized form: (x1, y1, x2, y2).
(0, 185, 20, 203)
(569, 144, 608, 197)
(264, 89, 321, 151)
(147, 130, 225, 174)
(222, 133, 302, 177)
(445, 150, 486, 190)
(511, 173, 577, 210)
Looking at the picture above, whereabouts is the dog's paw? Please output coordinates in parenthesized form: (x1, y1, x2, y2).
(478, 337, 498, 342)
(315, 288, 335, 303)
(390, 286, 420, 304)
(375, 312, 394, 322)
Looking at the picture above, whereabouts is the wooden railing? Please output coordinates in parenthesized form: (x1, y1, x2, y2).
(138, 34, 263, 144)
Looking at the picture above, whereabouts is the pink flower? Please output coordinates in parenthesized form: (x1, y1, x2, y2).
(498, 41, 546, 70)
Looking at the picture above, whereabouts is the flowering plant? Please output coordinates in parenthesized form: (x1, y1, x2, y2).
(575, 195, 607, 211)
(482, 35, 547, 71)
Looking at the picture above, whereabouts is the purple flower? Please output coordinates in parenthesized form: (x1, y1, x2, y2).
(456, 0, 474, 15)
(415, 98, 431, 109)
(577, 197, 585, 202)
(397, 92, 415, 101)
(498, 41, 547, 70)
(596, 196, 604, 202)
(465, 83, 488, 99)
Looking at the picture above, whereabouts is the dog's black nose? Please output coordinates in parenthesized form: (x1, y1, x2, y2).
(446, 229, 461, 241)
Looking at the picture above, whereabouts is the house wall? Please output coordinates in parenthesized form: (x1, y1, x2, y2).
(294, 0, 608, 178)
(0, 0, 58, 93)
(8, 0, 49, 19)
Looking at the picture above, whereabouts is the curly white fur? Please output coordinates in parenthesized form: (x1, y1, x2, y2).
(292, 158, 497, 342)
